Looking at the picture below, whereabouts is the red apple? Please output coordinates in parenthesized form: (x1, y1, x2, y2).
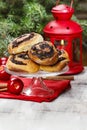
(0, 57, 8, 65)
(8, 78, 24, 95)
(0, 65, 11, 81)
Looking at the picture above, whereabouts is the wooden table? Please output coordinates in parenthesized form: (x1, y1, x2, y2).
(0, 67, 87, 130)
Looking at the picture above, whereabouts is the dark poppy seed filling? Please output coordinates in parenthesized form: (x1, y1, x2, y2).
(30, 42, 54, 60)
(58, 50, 62, 55)
(12, 32, 34, 48)
(58, 57, 66, 62)
(11, 55, 27, 65)
(57, 49, 65, 55)
(17, 52, 29, 59)
(58, 50, 66, 62)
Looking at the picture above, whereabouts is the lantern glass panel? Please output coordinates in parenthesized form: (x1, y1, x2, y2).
(54, 40, 67, 49)
(72, 38, 80, 62)
(45, 37, 50, 41)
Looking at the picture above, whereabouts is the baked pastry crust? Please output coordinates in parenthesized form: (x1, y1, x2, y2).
(6, 52, 40, 73)
(8, 32, 44, 54)
(40, 50, 70, 72)
(28, 41, 58, 65)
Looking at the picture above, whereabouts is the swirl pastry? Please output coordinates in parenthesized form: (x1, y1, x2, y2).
(6, 52, 40, 73)
(40, 50, 70, 72)
(28, 41, 59, 65)
(8, 32, 44, 54)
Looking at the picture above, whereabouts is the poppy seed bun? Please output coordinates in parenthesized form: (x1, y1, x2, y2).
(6, 52, 40, 73)
(28, 41, 59, 65)
(8, 32, 44, 54)
(40, 50, 70, 72)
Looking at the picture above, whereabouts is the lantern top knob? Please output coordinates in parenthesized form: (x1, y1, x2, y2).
(51, 4, 74, 20)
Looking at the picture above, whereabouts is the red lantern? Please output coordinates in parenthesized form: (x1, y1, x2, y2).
(43, 0, 84, 74)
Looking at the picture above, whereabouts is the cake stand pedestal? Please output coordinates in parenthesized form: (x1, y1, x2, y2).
(23, 77, 54, 97)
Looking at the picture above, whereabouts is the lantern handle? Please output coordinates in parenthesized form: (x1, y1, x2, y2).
(56, 0, 74, 8)
(56, 0, 60, 5)
(70, 0, 74, 8)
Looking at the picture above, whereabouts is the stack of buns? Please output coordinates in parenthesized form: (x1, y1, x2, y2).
(6, 32, 70, 73)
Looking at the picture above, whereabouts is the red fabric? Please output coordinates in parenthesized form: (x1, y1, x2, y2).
(0, 78, 71, 102)
(0, 58, 71, 102)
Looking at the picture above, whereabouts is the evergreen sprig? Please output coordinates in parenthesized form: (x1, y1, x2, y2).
(0, 0, 87, 57)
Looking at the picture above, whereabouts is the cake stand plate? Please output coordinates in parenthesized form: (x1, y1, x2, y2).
(5, 66, 69, 97)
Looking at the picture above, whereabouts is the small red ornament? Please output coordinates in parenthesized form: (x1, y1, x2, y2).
(0, 57, 11, 80)
(0, 57, 8, 65)
(0, 65, 11, 81)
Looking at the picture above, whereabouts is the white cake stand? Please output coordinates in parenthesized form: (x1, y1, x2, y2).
(5, 66, 69, 97)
